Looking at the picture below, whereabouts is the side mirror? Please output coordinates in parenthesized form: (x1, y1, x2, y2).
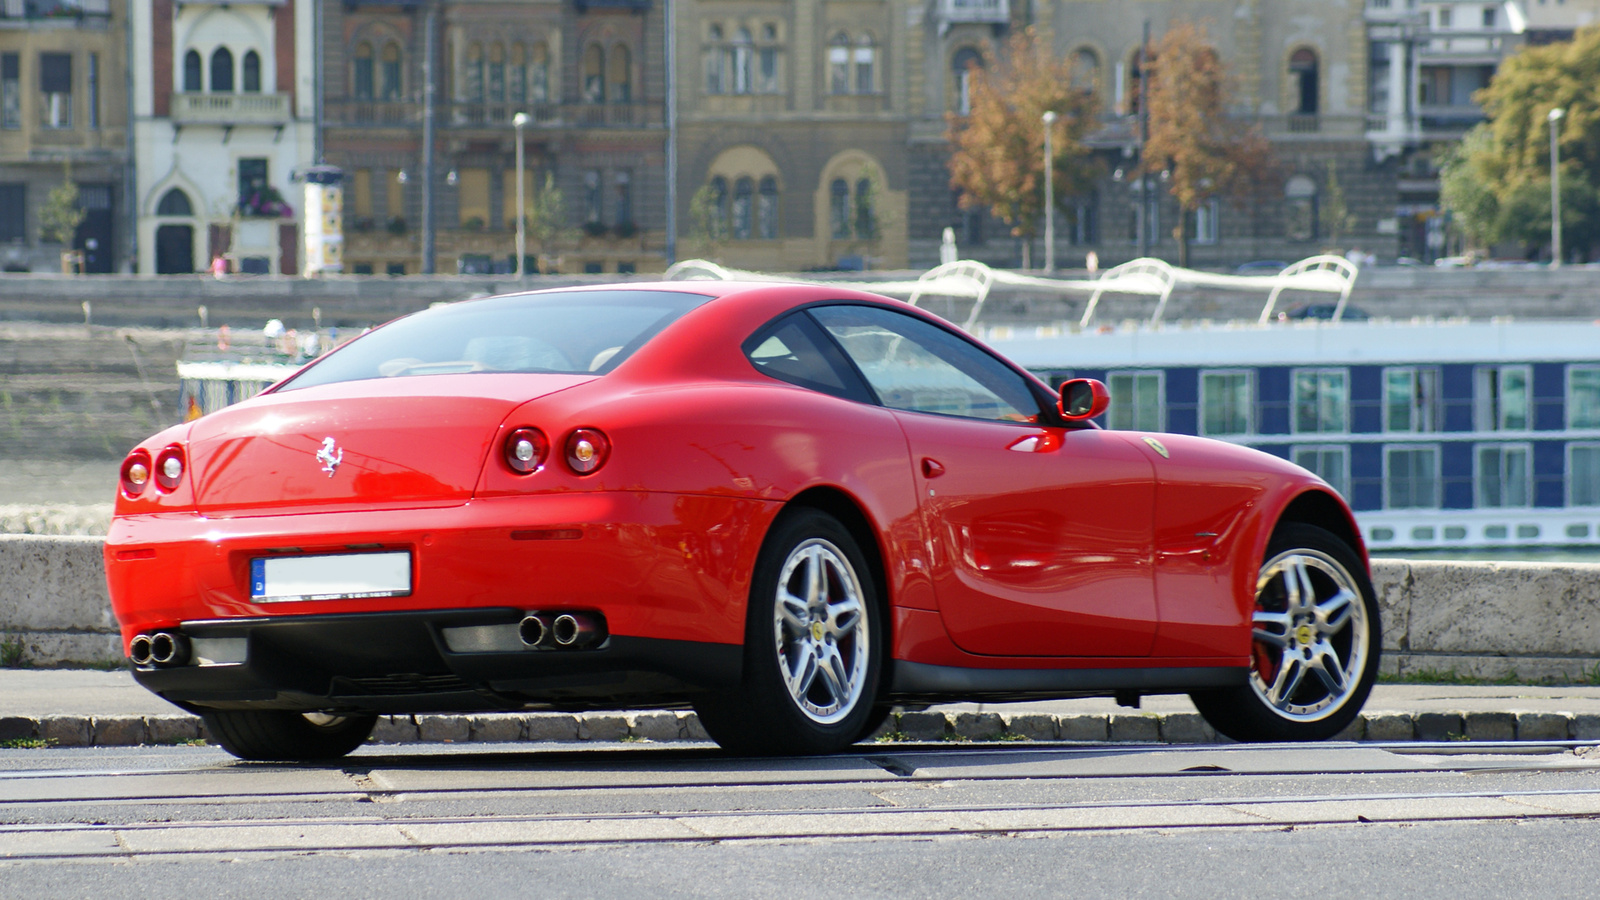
(1058, 378, 1110, 422)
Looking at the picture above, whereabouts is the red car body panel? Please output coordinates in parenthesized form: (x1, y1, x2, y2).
(105, 280, 1363, 712)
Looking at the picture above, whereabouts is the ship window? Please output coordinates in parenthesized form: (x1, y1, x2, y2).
(1107, 371, 1163, 431)
(1386, 445, 1439, 509)
(1384, 366, 1441, 432)
(1292, 368, 1348, 434)
(1200, 370, 1253, 436)
(1476, 443, 1531, 508)
(1570, 443, 1600, 506)
(1568, 366, 1600, 429)
(1475, 365, 1530, 431)
(1293, 445, 1348, 498)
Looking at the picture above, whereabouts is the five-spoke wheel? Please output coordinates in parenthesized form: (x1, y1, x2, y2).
(1192, 523, 1380, 742)
(693, 508, 883, 755)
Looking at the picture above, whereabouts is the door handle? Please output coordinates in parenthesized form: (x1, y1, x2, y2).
(921, 457, 946, 478)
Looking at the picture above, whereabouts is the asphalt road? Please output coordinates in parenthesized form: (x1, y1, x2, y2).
(4, 740, 1600, 897)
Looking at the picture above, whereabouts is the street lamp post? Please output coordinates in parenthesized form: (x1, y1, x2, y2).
(1042, 110, 1057, 272)
(513, 112, 529, 279)
(1548, 107, 1564, 268)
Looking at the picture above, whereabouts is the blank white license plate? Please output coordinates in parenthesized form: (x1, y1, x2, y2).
(250, 551, 412, 602)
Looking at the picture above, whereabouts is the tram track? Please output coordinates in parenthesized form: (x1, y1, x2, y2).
(0, 741, 1596, 864)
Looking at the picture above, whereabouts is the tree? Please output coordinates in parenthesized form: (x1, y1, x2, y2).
(39, 164, 86, 248)
(523, 172, 571, 270)
(686, 182, 730, 260)
(946, 27, 1101, 269)
(1140, 20, 1277, 267)
(1320, 161, 1357, 251)
(1439, 26, 1600, 259)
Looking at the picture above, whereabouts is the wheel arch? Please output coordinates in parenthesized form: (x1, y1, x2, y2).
(780, 485, 893, 639)
(1272, 488, 1368, 568)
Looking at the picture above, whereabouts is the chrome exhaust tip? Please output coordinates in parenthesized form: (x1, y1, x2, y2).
(148, 631, 190, 666)
(129, 634, 154, 666)
(518, 615, 553, 647)
(552, 612, 605, 648)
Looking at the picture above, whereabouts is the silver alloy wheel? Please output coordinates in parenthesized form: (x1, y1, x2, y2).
(1248, 548, 1370, 721)
(301, 713, 347, 727)
(771, 537, 869, 725)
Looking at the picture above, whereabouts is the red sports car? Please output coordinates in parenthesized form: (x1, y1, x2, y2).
(106, 282, 1380, 760)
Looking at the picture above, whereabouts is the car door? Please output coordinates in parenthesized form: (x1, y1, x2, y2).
(810, 305, 1158, 658)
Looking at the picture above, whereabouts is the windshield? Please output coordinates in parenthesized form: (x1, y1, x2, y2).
(277, 289, 713, 391)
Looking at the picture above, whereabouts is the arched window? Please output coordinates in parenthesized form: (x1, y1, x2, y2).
(210, 47, 234, 92)
(1070, 47, 1099, 93)
(828, 33, 850, 95)
(709, 175, 729, 234)
(951, 47, 982, 114)
(829, 178, 850, 237)
(157, 188, 193, 216)
(509, 42, 526, 104)
(854, 35, 876, 94)
(1290, 48, 1319, 115)
(705, 25, 725, 94)
(183, 50, 202, 93)
(732, 28, 753, 94)
(732, 177, 753, 239)
(855, 177, 875, 239)
(381, 43, 402, 100)
(464, 42, 484, 102)
(1285, 173, 1318, 241)
(529, 42, 549, 103)
(488, 43, 506, 103)
(609, 44, 631, 103)
(353, 43, 375, 99)
(242, 51, 261, 93)
(757, 24, 780, 93)
(583, 44, 605, 103)
(757, 175, 778, 239)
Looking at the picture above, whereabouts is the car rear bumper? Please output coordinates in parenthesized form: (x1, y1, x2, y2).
(107, 490, 777, 653)
(133, 608, 744, 714)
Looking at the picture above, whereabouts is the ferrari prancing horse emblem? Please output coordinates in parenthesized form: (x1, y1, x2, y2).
(316, 437, 343, 477)
(1142, 436, 1170, 459)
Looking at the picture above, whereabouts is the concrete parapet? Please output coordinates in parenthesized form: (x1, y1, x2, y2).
(5, 537, 1600, 679)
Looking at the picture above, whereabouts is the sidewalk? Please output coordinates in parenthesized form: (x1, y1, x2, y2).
(4, 669, 1600, 747)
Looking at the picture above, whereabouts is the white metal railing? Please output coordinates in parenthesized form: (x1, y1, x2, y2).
(171, 93, 291, 125)
(936, 0, 1010, 24)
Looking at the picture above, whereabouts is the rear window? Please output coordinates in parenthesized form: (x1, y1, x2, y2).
(277, 289, 712, 391)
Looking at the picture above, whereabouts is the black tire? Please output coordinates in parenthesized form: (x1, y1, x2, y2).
(202, 710, 379, 761)
(693, 508, 884, 755)
(1191, 522, 1381, 743)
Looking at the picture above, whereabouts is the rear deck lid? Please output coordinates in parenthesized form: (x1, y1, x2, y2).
(186, 374, 589, 516)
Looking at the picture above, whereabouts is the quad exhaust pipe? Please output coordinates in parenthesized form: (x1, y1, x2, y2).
(129, 631, 190, 667)
(519, 611, 606, 650)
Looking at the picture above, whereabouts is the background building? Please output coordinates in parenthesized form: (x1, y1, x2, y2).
(0, 0, 129, 273)
(130, 0, 316, 274)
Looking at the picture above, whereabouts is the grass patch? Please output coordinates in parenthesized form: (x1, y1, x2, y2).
(939, 732, 971, 743)
(1380, 665, 1600, 687)
(870, 731, 909, 743)
(0, 738, 49, 750)
(0, 633, 26, 669)
(994, 732, 1029, 742)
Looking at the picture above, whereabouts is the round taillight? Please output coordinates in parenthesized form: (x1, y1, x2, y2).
(120, 450, 152, 497)
(154, 446, 185, 492)
(564, 428, 611, 475)
(504, 427, 549, 474)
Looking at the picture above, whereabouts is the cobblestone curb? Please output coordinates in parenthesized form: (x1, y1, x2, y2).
(4, 709, 1600, 748)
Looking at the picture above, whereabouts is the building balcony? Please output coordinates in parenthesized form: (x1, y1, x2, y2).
(171, 92, 292, 125)
(0, 0, 108, 20)
(935, 0, 1009, 26)
(445, 100, 661, 129)
(324, 100, 420, 127)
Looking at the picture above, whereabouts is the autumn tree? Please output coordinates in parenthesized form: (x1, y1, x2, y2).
(946, 27, 1101, 269)
(1140, 20, 1277, 267)
(1438, 26, 1600, 260)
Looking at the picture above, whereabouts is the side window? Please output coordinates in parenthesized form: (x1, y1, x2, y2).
(810, 305, 1041, 422)
(743, 314, 869, 402)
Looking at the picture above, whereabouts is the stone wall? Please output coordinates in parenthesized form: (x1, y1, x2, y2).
(3, 534, 1597, 679)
